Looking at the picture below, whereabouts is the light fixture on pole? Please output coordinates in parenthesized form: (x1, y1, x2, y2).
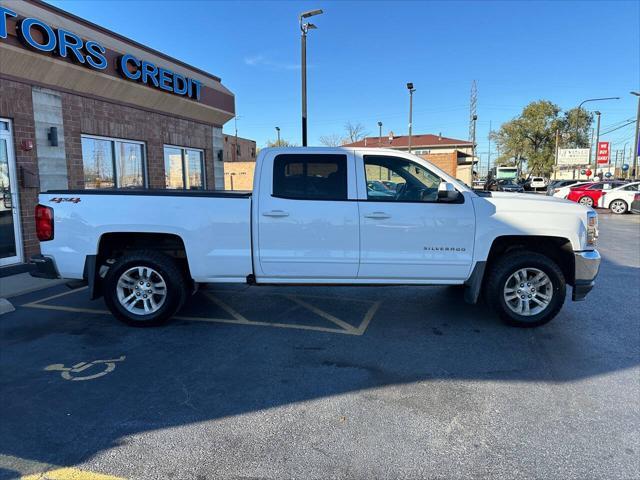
(275, 126, 281, 147)
(407, 82, 415, 153)
(631, 91, 640, 179)
(574, 97, 619, 147)
(299, 9, 323, 147)
(378, 121, 382, 146)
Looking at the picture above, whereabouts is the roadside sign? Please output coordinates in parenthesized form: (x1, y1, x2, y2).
(557, 148, 590, 166)
(622, 164, 630, 171)
(596, 141, 610, 165)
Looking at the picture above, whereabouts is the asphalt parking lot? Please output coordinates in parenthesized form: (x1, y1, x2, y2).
(1, 213, 639, 480)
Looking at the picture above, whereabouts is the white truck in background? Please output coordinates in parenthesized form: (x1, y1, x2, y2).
(32, 147, 600, 328)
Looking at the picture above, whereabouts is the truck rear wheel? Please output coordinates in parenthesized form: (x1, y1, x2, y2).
(103, 250, 187, 327)
(485, 251, 565, 328)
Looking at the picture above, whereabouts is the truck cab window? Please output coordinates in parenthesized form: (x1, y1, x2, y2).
(273, 154, 347, 200)
(364, 155, 441, 202)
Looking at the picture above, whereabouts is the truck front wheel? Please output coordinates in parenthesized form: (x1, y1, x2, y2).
(485, 251, 566, 328)
(103, 250, 187, 327)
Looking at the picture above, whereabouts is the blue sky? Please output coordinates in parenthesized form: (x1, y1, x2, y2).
(50, 0, 639, 169)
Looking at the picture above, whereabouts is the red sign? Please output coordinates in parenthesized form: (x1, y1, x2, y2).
(596, 141, 610, 165)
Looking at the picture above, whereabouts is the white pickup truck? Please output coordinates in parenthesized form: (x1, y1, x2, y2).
(31, 147, 600, 328)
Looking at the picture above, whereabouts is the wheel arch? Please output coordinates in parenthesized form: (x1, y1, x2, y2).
(89, 232, 191, 299)
(465, 235, 575, 304)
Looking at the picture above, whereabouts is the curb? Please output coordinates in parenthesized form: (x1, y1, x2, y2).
(0, 298, 15, 315)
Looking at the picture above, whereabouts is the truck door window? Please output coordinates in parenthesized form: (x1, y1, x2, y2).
(363, 155, 441, 202)
(273, 154, 348, 200)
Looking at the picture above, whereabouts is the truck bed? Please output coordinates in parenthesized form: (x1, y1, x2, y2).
(39, 189, 253, 282)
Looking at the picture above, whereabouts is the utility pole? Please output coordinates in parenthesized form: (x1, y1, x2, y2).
(234, 116, 239, 162)
(631, 92, 640, 179)
(299, 9, 323, 147)
(487, 120, 492, 180)
(554, 129, 560, 180)
(407, 82, 415, 153)
(593, 111, 601, 169)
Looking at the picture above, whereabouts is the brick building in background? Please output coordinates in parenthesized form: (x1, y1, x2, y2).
(342, 133, 477, 184)
(0, 0, 235, 270)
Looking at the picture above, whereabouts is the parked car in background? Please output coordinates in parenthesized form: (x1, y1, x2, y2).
(526, 177, 548, 191)
(550, 181, 592, 199)
(630, 193, 640, 214)
(366, 180, 395, 198)
(598, 182, 640, 214)
(566, 181, 627, 207)
(486, 179, 525, 193)
(546, 179, 580, 196)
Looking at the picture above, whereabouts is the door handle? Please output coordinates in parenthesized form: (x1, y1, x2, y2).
(262, 210, 289, 218)
(364, 212, 391, 219)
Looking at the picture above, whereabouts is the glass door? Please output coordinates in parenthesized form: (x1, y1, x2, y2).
(0, 119, 23, 266)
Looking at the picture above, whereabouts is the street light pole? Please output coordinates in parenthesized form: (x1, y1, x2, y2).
(574, 97, 620, 147)
(275, 126, 281, 147)
(299, 9, 323, 147)
(378, 121, 382, 146)
(631, 92, 640, 179)
(593, 111, 601, 170)
(407, 82, 415, 153)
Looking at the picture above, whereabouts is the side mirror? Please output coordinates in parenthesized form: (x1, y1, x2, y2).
(438, 182, 460, 202)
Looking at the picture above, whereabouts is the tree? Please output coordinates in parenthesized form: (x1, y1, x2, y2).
(490, 100, 593, 176)
(265, 138, 298, 148)
(319, 133, 344, 147)
(344, 121, 368, 143)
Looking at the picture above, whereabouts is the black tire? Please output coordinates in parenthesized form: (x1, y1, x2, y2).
(103, 250, 187, 327)
(609, 199, 628, 215)
(484, 251, 565, 328)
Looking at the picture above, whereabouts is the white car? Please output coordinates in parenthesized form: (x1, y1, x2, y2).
(552, 181, 592, 199)
(30, 147, 600, 329)
(529, 177, 548, 191)
(598, 182, 640, 214)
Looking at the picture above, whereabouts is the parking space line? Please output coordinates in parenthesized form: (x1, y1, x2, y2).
(282, 294, 357, 333)
(0, 453, 124, 480)
(355, 300, 382, 335)
(202, 292, 251, 323)
(22, 286, 89, 307)
(21, 467, 124, 480)
(21, 287, 380, 336)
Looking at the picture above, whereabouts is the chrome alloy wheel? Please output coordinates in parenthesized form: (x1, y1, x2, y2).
(503, 268, 553, 316)
(116, 266, 167, 315)
(579, 196, 593, 207)
(610, 200, 626, 214)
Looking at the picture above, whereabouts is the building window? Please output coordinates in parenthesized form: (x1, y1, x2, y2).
(273, 154, 347, 200)
(251, 147, 256, 158)
(163, 145, 205, 190)
(81, 135, 146, 189)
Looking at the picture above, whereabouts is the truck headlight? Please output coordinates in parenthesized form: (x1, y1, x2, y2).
(586, 211, 598, 247)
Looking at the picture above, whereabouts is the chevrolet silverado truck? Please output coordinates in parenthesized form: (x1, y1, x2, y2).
(31, 147, 601, 328)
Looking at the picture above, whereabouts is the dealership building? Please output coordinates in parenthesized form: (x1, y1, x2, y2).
(0, 0, 235, 270)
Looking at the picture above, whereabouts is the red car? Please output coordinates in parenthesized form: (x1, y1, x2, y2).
(566, 181, 627, 207)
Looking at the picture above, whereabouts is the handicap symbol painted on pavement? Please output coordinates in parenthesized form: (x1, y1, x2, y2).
(44, 356, 126, 381)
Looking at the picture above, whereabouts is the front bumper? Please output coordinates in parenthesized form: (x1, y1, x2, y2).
(30, 254, 60, 279)
(572, 250, 601, 301)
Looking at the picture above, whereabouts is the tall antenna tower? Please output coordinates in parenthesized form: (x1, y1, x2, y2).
(469, 80, 478, 143)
